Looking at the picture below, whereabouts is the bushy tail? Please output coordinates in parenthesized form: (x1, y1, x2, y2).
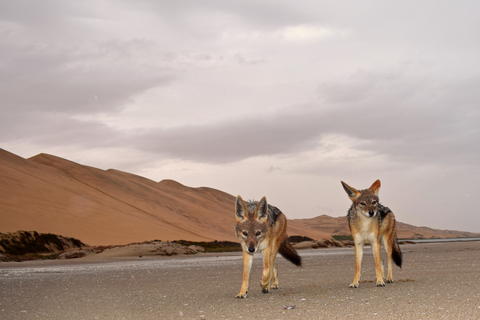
(278, 238, 302, 266)
(392, 238, 403, 268)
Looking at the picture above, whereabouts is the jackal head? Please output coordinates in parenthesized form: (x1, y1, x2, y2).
(234, 195, 269, 254)
(341, 180, 381, 218)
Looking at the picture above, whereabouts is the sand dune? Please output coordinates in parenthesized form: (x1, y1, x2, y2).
(1, 148, 478, 245)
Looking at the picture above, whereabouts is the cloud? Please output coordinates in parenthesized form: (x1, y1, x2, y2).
(280, 25, 347, 41)
(113, 67, 477, 171)
(4, 66, 477, 172)
(0, 38, 176, 113)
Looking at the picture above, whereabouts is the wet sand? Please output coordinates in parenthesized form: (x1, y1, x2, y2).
(1, 241, 480, 319)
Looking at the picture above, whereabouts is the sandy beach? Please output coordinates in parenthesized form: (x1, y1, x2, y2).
(1, 241, 479, 319)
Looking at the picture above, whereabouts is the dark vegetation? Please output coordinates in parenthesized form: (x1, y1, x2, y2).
(287, 235, 314, 243)
(173, 240, 242, 252)
(0, 231, 87, 262)
(331, 234, 354, 241)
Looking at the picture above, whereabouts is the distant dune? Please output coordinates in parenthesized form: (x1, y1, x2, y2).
(1, 148, 478, 245)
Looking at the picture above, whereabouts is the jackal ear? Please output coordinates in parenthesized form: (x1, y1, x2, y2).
(255, 196, 268, 222)
(369, 179, 381, 195)
(235, 196, 247, 221)
(341, 181, 360, 201)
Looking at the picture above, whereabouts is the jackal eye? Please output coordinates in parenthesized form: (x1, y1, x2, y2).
(372, 200, 377, 205)
(255, 231, 261, 236)
(242, 231, 248, 237)
(360, 202, 366, 206)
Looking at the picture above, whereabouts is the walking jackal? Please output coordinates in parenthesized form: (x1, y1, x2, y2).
(341, 180, 403, 288)
(234, 196, 302, 298)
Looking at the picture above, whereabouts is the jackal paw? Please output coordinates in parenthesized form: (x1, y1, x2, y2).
(349, 283, 359, 288)
(376, 280, 386, 287)
(386, 278, 394, 283)
(261, 287, 270, 294)
(236, 292, 247, 299)
(271, 284, 279, 290)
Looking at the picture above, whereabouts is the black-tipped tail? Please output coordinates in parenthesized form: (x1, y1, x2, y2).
(392, 239, 403, 267)
(278, 239, 302, 266)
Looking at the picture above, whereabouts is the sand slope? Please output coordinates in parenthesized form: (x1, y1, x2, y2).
(1, 148, 478, 245)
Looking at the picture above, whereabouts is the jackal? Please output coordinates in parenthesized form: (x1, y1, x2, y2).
(234, 195, 301, 298)
(341, 180, 403, 288)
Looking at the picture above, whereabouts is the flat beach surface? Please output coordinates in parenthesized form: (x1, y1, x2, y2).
(1, 241, 479, 319)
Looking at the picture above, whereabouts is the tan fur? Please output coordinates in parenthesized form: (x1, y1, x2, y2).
(341, 180, 402, 288)
(234, 195, 301, 298)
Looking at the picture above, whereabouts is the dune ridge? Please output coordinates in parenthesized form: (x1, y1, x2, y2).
(1, 148, 478, 245)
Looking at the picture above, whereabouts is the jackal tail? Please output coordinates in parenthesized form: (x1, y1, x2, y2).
(278, 239, 302, 266)
(392, 238, 403, 268)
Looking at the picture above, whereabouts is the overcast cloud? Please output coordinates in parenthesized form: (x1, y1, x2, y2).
(1, 1, 479, 233)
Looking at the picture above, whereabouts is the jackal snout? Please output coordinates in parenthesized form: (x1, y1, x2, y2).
(237, 227, 265, 254)
(357, 201, 378, 218)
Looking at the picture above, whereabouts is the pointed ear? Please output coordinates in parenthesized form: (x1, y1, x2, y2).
(369, 179, 381, 195)
(235, 195, 247, 221)
(255, 196, 268, 221)
(341, 181, 360, 201)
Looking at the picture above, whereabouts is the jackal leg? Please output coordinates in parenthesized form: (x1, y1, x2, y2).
(372, 240, 385, 286)
(271, 262, 279, 289)
(381, 236, 394, 283)
(261, 245, 279, 293)
(350, 243, 363, 288)
(236, 251, 253, 298)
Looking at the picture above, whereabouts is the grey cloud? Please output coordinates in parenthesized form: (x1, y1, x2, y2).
(1, 111, 122, 150)
(0, 1, 70, 27)
(0, 39, 175, 115)
(137, 113, 320, 163)
(138, 0, 310, 29)
(131, 71, 479, 167)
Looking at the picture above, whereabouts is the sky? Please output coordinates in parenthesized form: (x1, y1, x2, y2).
(1, 1, 479, 233)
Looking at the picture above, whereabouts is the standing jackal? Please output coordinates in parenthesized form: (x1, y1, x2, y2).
(341, 180, 403, 288)
(234, 196, 301, 298)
